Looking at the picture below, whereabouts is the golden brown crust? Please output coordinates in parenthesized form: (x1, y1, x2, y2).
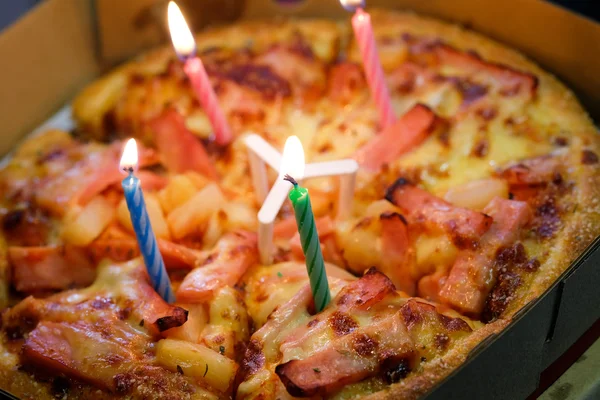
(361, 320, 508, 400)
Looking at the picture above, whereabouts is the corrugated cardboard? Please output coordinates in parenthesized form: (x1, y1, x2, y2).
(0, 0, 98, 156)
(0, 1, 599, 399)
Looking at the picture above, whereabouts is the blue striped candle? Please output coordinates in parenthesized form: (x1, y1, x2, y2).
(120, 139, 175, 303)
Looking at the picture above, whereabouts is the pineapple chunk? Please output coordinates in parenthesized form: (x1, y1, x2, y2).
(156, 339, 237, 393)
(157, 174, 200, 215)
(62, 196, 115, 246)
(72, 65, 130, 136)
(185, 172, 211, 190)
(414, 234, 458, 278)
(444, 178, 509, 211)
(221, 201, 257, 232)
(202, 287, 249, 359)
(167, 183, 225, 240)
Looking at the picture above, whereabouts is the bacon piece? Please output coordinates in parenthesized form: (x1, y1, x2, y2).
(254, 44, 325, 96)
(273, 217, 299, 239)
(385, 178, 493, 248)
(149, 109, 218, 180)
(134, 274, 189, 333)
(215, 80, 274, 123)
(21, 319, 196, 396)
(417, 270, 447, 303)
(499, 154, 562, 186)
(177, 231, 258, 303)
(436, 44, 537, 97)
(36, 142, 159, 213)
(408, 41, 538, 98)
(276, 312, 414, 397)
(22, 320, 143, 390)
(3, 259, 187, 338)
(88, 237, 203, 269)
(8, 245, 95, 293)
(379, 212, 416, 295)
(76, 170, 166, 207)
(355, 104, 443, 171)
(2, 207, 51, 247)
(327, 62, 366, 104)
(274, 216, 334, 240)
(336, 268, 397, 310)
(280, 269, 397, 355)
(439, 198, 532, 315)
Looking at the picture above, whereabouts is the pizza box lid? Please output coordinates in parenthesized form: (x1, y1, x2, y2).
(0, 1, 599, 399)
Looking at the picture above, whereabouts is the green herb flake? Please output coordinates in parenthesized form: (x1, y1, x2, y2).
(139, 319, 144, 327)
(313, 368, 321, 373)
(219, 346, 225, 355)
(204, 364, 209, 377)
(177, 365, 184, 375)
(277, 272, 283, 278)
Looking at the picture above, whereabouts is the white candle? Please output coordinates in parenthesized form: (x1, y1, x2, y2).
(245, 134, 358, 264)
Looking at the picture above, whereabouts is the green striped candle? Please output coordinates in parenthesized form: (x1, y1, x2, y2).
(284, 174, 331, 312)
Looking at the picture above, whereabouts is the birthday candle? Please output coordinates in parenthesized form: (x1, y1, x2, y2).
(284, 174, 331, 312)
(167, 1, 232, 146)
(248, 134, 358, 265)
(120, 139, 175, 303)
(342, 0, 395, 128)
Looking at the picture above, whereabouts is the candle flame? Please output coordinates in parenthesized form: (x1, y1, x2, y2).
(120, 138, 139, 173)
(279, 136, 305, 181)
(339, 0, 365, 12)
(167, 1, 196, 58)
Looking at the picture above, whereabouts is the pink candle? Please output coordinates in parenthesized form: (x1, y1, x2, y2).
(183, 58, 232, 145)
(167, 2, 232, 146)
(349, 6, 395, 128)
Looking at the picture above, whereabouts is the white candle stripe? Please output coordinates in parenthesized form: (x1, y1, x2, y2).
(184, 58, 232, 145)
(122, 172, 174, 303)
(144, 227, 154, 258)
(352, 8, 395, 127)
(133, 186, 142, 206)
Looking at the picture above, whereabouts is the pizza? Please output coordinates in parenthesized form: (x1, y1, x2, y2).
(0, 8, 599, 400)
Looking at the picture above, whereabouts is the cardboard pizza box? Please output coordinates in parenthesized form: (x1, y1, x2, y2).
(0, 1, 598, 399)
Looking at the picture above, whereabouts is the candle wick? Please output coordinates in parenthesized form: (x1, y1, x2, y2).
(178, 47, 197, 62)
(122, 166, 135, 174)
(283, 174, 298, 188)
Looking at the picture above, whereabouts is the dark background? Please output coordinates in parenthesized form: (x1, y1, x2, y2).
(552, 0, 600, 21)
(0, 0, 599, 32)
